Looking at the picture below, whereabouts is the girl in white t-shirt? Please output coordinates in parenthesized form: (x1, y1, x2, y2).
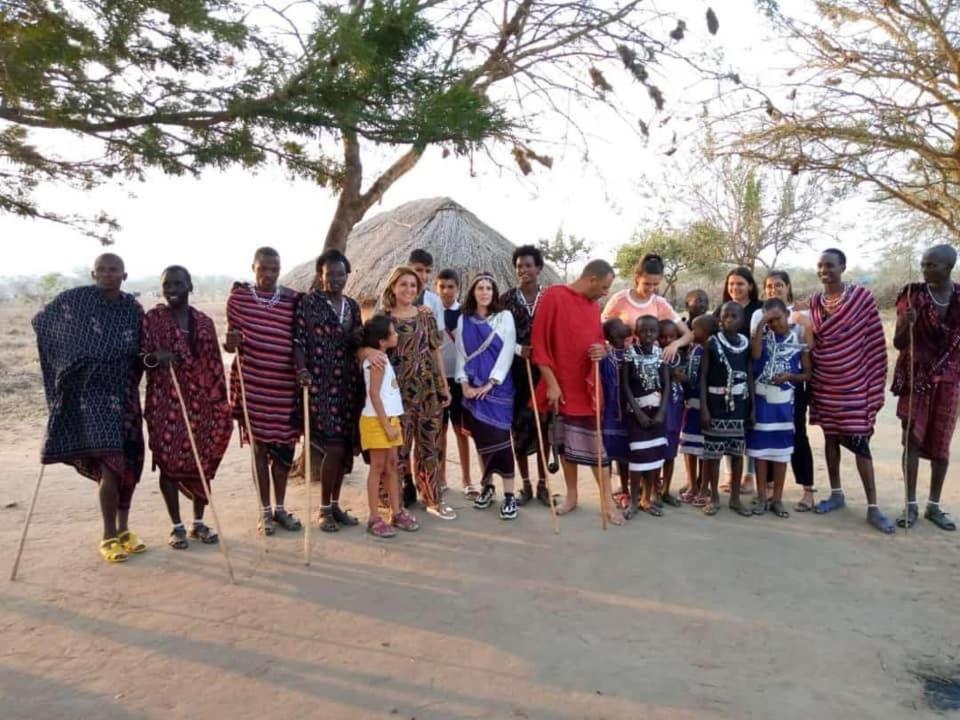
(360, 315, 420, 538)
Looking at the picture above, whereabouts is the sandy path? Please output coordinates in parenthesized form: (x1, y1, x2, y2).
(1, 304, 958, 719)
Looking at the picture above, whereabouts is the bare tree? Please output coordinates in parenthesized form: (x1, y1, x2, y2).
(728, 0, 960, 242)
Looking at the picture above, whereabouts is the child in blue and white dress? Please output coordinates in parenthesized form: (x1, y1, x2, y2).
(747, 298, 811, 518)
(679, 315, 717, 504)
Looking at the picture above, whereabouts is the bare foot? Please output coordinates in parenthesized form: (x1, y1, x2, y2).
(605, 508, 625, 526)
(556, 500, 578, 515)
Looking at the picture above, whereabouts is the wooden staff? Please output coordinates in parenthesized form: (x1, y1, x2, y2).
(235, 352, 272, 530)
(903, 286, 916, 533)
(9, 465, 45, 582)
(170, 366, 236, 583)
(525, 358, 559, 534)
(594, 361, 608, 531)
(302, 384, 313, 566)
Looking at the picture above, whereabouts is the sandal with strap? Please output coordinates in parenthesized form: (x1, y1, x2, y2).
(367, 517, 397, 539)
(118, 529, 147, 554)
(536, 482, 552, 507)
(392, 509, 420, 532)
(925, 504, 957, 531)
(729, 500, 754, 518)
(640, 502, 663, 517)
(99, 538, 128, 563)
(867, 506, 896, 535)
(515, 484, 534, 507)
(273, 508, 302, 531)
(258, 511, 276, 536)
(814, 492, 846, 514)
(331, 504, 359, 527)
(896, 502, 919, 529)
(768, 500, 789, 518)
(318, 509, 339, 532)
(168, 526, 189, 550)
(661, 492, 680, 508)
(702, 502, 719, 516)
(188, 522, 219, 544)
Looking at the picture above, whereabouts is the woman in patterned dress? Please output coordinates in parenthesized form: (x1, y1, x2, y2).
(380, 266, 455, 519)
(294, 250, 365, 532)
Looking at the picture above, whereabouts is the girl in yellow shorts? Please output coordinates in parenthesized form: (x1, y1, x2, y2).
(360, 316, 420, 538)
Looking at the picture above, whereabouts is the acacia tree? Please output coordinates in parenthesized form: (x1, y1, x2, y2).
(538, 227, 588, 281)
(3, 1, 739, 250)
(614, 223, 723, 303)
(730, 0, 960, 242)
(1, 0, 505, 242)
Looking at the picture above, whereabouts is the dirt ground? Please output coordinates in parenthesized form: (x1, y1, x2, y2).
(1, 301, 958, 720)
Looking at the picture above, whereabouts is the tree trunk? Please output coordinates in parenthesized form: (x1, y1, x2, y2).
(322, 134, 425, 253)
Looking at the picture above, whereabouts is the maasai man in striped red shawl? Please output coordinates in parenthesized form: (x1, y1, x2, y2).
(143, 266, 233, 549)
(809, 248, 895, 534)
(224, 247, 303, 535)
(892, 244, 959, 532)
(33, 253, 146, 563)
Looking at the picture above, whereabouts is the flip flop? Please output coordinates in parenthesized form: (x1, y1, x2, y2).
(661, 493, 680, 507)
(640, 504, 663, 517)
(692, 495, 708, 508)
(925, 505, 957, 531)
(729, 501, 753, 517)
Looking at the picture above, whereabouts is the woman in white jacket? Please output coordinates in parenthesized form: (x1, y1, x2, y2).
(455, 273, 519, 519)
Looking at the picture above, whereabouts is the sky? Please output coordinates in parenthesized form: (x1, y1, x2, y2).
(2, 1, 881, 283)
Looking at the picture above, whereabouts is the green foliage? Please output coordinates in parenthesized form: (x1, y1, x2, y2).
(538, 227, 590, 281)
(615, 224, 724, 303)
(0, 0, 504, 242)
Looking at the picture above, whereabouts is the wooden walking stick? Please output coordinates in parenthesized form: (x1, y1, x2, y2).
(236, 352, 272, 533)
(903, 287, 916, 534)
(525, 358, 559, 534)
(302, 384, 313, 566)
(169, 366, 236, 583)
(594, 361, 608, 531)
(9, 465, 45, 582)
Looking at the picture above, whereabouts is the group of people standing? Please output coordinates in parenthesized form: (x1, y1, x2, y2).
(32, 241, 959, 562)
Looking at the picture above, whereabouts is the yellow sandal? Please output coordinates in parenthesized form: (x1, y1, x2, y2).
(118, 529, 147, 554)
(99, 538, 129, 563)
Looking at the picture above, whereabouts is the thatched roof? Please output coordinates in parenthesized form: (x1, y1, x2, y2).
(282, 197, 562, 302)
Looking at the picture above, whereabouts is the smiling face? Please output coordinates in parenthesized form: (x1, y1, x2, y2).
(764, 275, 790, 302)
(92, 254, 127, 295)
(472, 279, 494, 312)
(253, 253, 281, 292)
(634, 272, 661, 300)
(726, 273, 751, 304)
(515, 254, 541, 286)
(161, 267, 192, 309)
(321, 260, 348, 296)
(817, 252, 845, 288)
(719, 301, 744, 334)
(392, 272, 420, 308)
(635, 316, 660, 349)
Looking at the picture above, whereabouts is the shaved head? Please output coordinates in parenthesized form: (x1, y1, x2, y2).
(94, 252, 124, 271)
(924, 244, 957, 268)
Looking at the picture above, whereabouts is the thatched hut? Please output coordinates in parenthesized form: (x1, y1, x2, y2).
(282, 197, 562, 307)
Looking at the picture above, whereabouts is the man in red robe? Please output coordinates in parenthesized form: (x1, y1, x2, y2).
(532, 259, 622, 524)
(892, 244, 959, 531)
